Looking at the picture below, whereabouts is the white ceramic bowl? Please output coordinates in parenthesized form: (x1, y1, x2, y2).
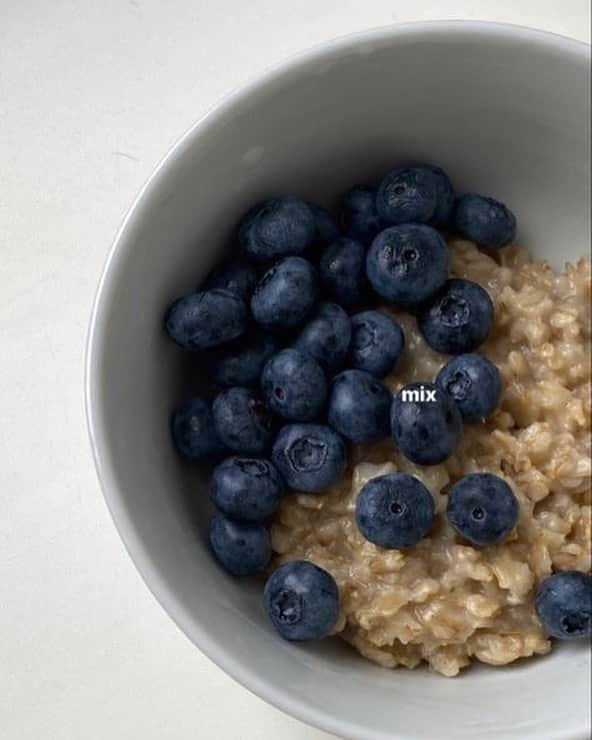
(86, 22, 591, 740)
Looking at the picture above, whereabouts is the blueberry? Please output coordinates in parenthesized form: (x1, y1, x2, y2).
(251, 256, 318, 331)
(349, 310, 405, 378)
(307, 202, 340, 245)
(272, 423, 346, 493)
(417, 278, 494, 354)
(293, 302, 352, 374)
(203, 258, 258, 300)
(170, 398, 226, 460)
(210, 456, 284, 522)
(453, 193, 516, 248)
(366, 225, 449, 307)
(264, 560, 339, 641)
(436, 353, 502, 423)
(355, 473, 435, 549)
(261, 348, 327, 422)
(165, 289, 247, 350)
(207, 331, 278, 387)
(446, 473, 519, 545)
(208, 513, 271, 576)
(319, 237, 366, 307)
(535, 571, 592, 640)
(376, 166, 448, 226)
(328, 370, 391, 443)
(340, 185, 384, 244)
(425, 164, 455, 226)
(239, 196, 315, 262)
(213, 387, 276, 455)
(391, 382, 462, 465)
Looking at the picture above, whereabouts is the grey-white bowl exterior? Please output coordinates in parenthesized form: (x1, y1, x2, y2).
(86, 22, 591, 740)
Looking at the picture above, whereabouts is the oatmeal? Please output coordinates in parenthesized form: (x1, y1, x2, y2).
(270, 240, 592, 676)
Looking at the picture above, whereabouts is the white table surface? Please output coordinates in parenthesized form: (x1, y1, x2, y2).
(1, 2, 590, 738)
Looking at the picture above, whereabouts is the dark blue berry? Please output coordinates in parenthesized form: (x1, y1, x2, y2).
(436, 353, 502, 422)
(170, 398, 226, 460)
(453, 193, 516, 248)
(165, 289, 247, 350)
(264, 560, 339, 640)
(307, 202, 340, 245)
(340, 185, 383, 244)
(239, 197, 315, 262)
(328, 370, 391, 443)
(251, 256, 318, 331)
(208, 513, 271, 576)
(212, 387, 276, 455)
(349, 310, 405, 378)
(535, 571, 592, 640)
(447, 473, 519, 546)
(376, 166, 450, 226)
(272, 424, 346, 493)
(293, 302, 352, 374)
(425, 164, 455, 226)
(210, 457, 284, 522)
(417, 278, 494, 354)
(207, 331, 278, 387)
(355, 473, 435, 549)
(391, 382, 462, 465)
(204, 258, 258, 300)
(366, 224, 449, 307)
(319, 237, 366, 307)
(261, 349, 327, 422)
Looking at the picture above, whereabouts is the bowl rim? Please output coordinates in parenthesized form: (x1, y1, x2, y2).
(85, 20, 591, 740)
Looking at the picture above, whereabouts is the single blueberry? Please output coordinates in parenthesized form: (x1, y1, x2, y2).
(207, 331, 278, 387)
(391, 382, 462, 465)
(203, 258, 258, 300)
(272, 423, 346, 493)
(417, 278, 494, 354)
(208, 513, 271, 576)
(453, 193, 516, 248)
(261, 348, 327, 422)
(307, 202, 340, 245)
(170, 397, 226, 460)
(212, 387, 277, 455)
(210, 456, 284, 522)
(436, 353, 502, 422)
(366, 224, 449, 307)
(164, 289, 247, 350)
(293, 302, 352, 374)
(376, 166, 443, 225)
(328, 370, 391, 443)
(239, 196, 315, 261)
(349, 310, 405, 378)
(446, 473, 519, 546)
(355, 473, 435, 549)
(340, 185, 384, 244)
(263, 560, 339, 641)
(251, 256, 318, 331)
(319, 237, 367, 307)
(535, 571, 592, 640)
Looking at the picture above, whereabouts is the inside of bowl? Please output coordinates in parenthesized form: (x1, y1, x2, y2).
(89, 25, 591, 740)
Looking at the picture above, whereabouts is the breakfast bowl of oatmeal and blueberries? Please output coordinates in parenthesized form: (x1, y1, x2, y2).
(164, 162, 591, 678)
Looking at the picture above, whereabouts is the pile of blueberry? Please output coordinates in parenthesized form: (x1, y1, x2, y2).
(165, 164, 591, 645)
